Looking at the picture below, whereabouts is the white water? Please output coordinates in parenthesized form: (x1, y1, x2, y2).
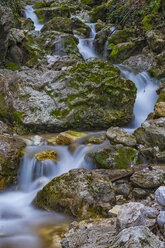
(25, 5, 43, 31)
(0, 142, 100, 248)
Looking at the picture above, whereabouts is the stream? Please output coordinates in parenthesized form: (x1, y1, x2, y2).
(0, 4, 161, 248)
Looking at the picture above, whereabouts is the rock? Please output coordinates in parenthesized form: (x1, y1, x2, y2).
(111, 226, 164, 248)
(61, 218, 116, 248)
(132, 188, 148, 199)
(84, 133, 106, 144)
(18, 17, 35, 31)
(87, 145, 139, 169)
(41, 17, 73, 34)
(0, 135, 25, 189)
(25, 30, 82, 66)
(89, 3, 109, 22)
(35, 6, 70, 22)
(106, 127, 136, 147)
(115, 183, 131, 197)
(134, 117, 165, 151)
(0, 58, 136, 132)
(130, 168, 165, 189)
(108, 39, 146, 63)
(46, 55, 78, 70)
(0, 5, 12, 63)
(157, 211, 165, 236)
(155, 102, 165, 117)
(52, 131, 87, 145)
(94, 25, 111, 55)
(35, 150, 58, 162)
(34, 168, 116, 218)
(108, 28, 134, 45)
(0, 121, 12, 134)
(71, 17, 91, 37)
(116, 202, 158, 231)
(155, 186, 165, 207)
(108, 205, 122, 217)
(146, 30, 165, 53)
(123, 54, 156, 73)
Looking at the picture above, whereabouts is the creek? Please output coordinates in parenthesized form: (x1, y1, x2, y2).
(0, 4, 161, 248)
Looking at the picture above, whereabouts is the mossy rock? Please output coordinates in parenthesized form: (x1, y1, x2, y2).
(34, 168, 116, 218)
(35, 6, 71, 22)
(87, 145, 139, 169)
(108, 29, 134, 45)
(49, 131, 87, 145)
(35, 150, 58, 162)
(89, 4, 108, 22)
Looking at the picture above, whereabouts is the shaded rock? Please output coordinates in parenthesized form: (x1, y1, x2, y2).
(108, 28, 134, 45)
(155, 186, 165, 207)
(0, 58, 136, 132)
(62, 218, 116, 248)
(132, 188, 148, 200)
(0, 121, 12, 135)
(106, 127, 136, 147)
(87, 145, 139, 169)
(35, 150, 58, 162)
(0, 135, 25, 189)
(84, 132, 106, 145)
(0, 5, 12, 63)
(115, 183, 131, 197)
(116, 202, 158, 231)
(35, 6, 70, 22)
(111, 226, 164, 248)
(71, 17, 91, 37)
(34, 168, 116, 218)
(94, 25, 111, 54)
(41, 17, 73, 34)
(130, 168, 165, 189)
(89, 3, 109, 22)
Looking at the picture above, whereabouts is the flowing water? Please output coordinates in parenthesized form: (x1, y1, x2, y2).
(0, 4, 161, 248)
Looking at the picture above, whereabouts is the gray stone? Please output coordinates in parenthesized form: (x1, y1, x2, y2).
(130, 168, 165, 189)
(116, 202, 158, 231)
(155, 186, 165, 207)
(106, 127, 137, 147)
(132, 188, 148, 199)
(111, 226, 164, 248)
(115, 183, 131, 197)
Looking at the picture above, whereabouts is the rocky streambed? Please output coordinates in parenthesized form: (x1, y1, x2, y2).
(0, 0, 165, 247)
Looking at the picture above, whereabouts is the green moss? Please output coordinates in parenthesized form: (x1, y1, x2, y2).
(114, 147, 137, 169)
(67, 130, 86, 137)
(13, 110, 25, 122)
(50, 108, 70, 119)
(141, 14, 154, 30)
(5, 62, 19, 71)
(33, 2, 47, 9)
(157, 90, 165, 103)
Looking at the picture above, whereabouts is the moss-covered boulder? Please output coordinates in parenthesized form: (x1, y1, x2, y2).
(52, 131, 87, 145)
(33, 168, 116, 218)
(108, 29, 134, 45)
(35, 6, 71, 22)
(89, 3, 108, 22)
(0, 58, 136, 132)
(41, 16, 73, 34)
(86, 145, 139, 170)
(0, 135, 25, 189)
(71, 17, 91, 38)
(24, 30, 82, 66)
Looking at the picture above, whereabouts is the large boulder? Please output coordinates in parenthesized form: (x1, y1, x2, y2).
(41, 17, 73, 33)
(34, 168, 116, 218)
(0, 5, 12, 63)
(0, 58, 136, 132)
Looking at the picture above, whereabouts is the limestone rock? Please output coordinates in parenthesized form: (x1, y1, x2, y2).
(116, 202, 158, 231)
(61, 218, 116, 248)
(157, 211, 165, 236)
(34, 168, 116, 218)
(50, 131, 87, 145)
(106, 127, 136, 147)
(130, 168, 165, 189)
(111, 226, 164, 248)
(0, 58, 136, 132)
(155, 186, 165, 207)
(146, 30, 165, 53)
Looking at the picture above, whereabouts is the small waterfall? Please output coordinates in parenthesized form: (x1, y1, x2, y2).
(25, 5, 43, 31)
(76, 23, 99, 59)
(117, 65, 160, 132)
